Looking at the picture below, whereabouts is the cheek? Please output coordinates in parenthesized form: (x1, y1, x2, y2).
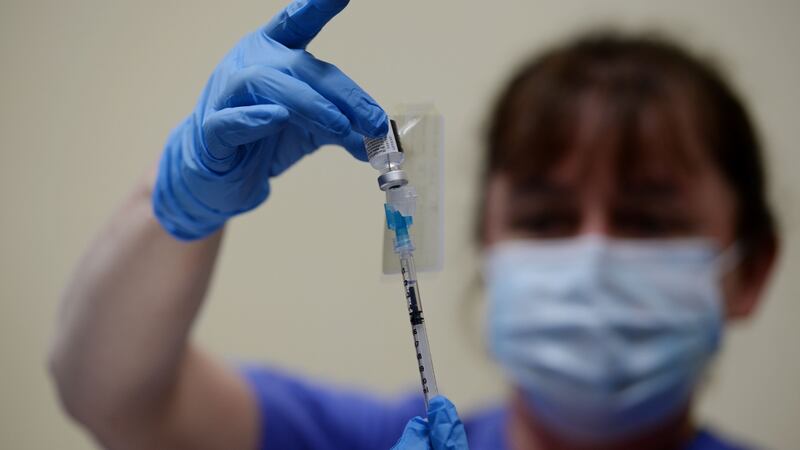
(482, 176, 514, 246)
(689, 174, 739, 246)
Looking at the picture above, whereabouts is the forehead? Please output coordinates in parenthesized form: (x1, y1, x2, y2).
(504, 88, 713, 195)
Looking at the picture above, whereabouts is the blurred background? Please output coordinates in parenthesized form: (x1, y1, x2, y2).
(1, 0, 798, 448)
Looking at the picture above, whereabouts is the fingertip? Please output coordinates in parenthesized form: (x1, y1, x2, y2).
(263, 0, 351, 49)
(310, 0, 350, 12)
(269, 104, 292, 123)
(390, 416, 429, 450)
(368, 113, 389, 138)
(355, 94, 388, 137)
(410, 416, 428, 428)
(243, 104, 291, 128)
(405, 416, 430, 439)
(429, 395, 454, 410)
(427, 395, 462, 426)
(350, 148, 369, 162)
(341, 131, 369, 161)
(202, 104, 291, 154)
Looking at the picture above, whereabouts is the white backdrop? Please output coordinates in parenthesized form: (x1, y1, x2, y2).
(1, 1, 798, 448)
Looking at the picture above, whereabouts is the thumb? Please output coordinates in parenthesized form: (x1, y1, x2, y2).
(427, 396, 469, 450)
(202, 104, 290, 163)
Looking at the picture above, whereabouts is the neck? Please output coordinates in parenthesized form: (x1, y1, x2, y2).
(506, 392, 695, 450)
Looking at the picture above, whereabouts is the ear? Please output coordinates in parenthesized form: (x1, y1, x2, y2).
(725, 234, 779, 319)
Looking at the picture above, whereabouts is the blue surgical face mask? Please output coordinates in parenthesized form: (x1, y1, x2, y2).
(484, 235, 737, 443)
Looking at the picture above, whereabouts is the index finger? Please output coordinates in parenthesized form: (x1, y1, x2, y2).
(262, 0, 350, 49)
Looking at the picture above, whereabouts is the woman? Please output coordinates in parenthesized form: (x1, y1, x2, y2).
(49, 0, 778, 449)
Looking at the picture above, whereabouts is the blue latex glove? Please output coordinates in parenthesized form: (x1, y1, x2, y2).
(391, 396, 470, 450)
(153, 0, 388, 240)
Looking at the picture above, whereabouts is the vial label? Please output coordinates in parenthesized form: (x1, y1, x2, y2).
(364, 119, 403, 160)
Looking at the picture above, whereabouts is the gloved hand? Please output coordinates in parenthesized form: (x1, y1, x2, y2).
(391, 396, 470, 450)
(153, 0, 388, 240)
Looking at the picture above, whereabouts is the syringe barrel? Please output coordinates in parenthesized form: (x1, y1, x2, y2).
(400, 252, 439, 410)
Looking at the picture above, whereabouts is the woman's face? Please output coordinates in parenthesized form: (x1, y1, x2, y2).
(483, 155, 736, 244)
(482, 101, 772, 318)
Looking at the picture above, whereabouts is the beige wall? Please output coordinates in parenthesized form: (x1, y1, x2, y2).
(1, 0, 798, 448)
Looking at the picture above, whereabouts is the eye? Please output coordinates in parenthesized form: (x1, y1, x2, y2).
(612, 210, 693, 237)
(509, 210, 580, 238)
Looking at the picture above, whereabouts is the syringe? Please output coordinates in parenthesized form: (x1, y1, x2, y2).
(385, 188, 439, 409)
(399, 250, 440, 408)
(365, 120, 440, 410)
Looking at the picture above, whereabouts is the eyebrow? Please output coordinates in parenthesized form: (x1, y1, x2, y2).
(508, 174, 688, 202)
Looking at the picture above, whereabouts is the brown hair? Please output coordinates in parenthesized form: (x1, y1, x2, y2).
(480, 31, 776, 261)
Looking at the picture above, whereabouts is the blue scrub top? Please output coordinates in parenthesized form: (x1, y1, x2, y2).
(241, 365, 752, 450)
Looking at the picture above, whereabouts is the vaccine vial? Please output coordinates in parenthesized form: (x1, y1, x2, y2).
(364, 119, 408, 191)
